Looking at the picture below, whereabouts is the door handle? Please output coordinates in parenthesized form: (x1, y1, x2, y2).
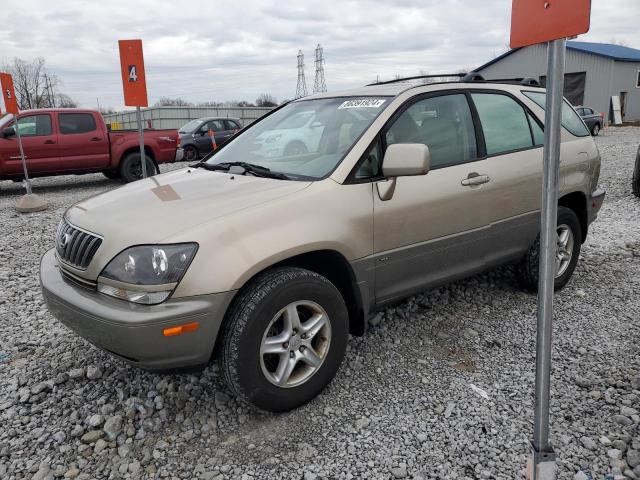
(461, 173, 490, 186)
(90, 137, 103, 141)
(44, 139, 56, 144)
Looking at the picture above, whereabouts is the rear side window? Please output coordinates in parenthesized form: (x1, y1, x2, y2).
(16, 114, 52, 136)
(471, 93, 533, 155)
(225, 120, 240, 130)
(385, 93, 477, 169)
(522, 91, 589, 137)
(59, 113, 97, 134)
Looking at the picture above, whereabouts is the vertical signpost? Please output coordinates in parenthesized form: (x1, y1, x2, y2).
(118, 39, 149, 179)
(510, 1, 591, 479)
(0, 72, 48, 212)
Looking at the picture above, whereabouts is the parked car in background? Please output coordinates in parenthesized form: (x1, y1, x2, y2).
(251, 110, 325, 157)
(576, 106, 604, 136)
(41, 79, 604, 412)
(633, 144, 640, 197)
(0, 109, 182, 183)
(179, 117, 241, 161)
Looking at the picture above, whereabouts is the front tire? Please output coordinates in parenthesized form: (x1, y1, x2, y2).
(517, 206, 582, 292)
(220, 267, 348, 412)
(119, 153, 156, 183)
(591, 123, 600, 136)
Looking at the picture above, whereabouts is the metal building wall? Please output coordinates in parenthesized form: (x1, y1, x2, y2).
(610, 61, 640, 121)
(475, 45, 624, 120)
(103, 106, 274, 130)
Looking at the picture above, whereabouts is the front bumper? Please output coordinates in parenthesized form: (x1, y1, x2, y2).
(174, 147, 184, 162)
(40, 249, 236, 370)
(587, 188, 606, 225)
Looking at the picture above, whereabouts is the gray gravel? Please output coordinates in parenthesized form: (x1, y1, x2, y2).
(1, 127, 639, 480)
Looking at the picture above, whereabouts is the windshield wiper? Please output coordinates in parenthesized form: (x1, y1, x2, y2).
(192, 161, 290, 180)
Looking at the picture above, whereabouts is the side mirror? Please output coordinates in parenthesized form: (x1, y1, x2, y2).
(382, 143, 430, 177)
(2, 126, 16, 138)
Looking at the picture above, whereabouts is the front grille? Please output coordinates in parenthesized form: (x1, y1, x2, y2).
(55, 219, 103, 270)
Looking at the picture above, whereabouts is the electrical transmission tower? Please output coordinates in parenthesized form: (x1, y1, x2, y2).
(313, 44, 327, 93)
(295, 50, 308, 99)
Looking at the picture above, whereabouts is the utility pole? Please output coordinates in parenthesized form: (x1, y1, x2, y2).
(313, 44, 327, 93)
(295, 50, 308, 99)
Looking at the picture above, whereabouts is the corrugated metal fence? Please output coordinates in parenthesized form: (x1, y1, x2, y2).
(103, 106, 274, 130)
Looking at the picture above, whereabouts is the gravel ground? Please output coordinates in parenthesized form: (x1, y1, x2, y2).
(1, 127, 639, 480)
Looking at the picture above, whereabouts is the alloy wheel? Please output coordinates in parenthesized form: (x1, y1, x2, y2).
(555, 224, 574, 277)
(260, 300, 331, 388)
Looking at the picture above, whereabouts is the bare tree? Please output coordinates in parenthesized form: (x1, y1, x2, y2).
(153, 97, 193, 107)
(56, 93, 78, 108)
(255, 93, 278, 107)
(98, 106, 116, 115)
(1, 57, 76, 109)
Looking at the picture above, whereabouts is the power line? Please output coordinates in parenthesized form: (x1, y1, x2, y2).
(313, 44, 327, 93)
(295, 50, 308, 99)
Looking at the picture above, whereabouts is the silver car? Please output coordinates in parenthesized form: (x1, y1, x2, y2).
(40, 77, 605, 411)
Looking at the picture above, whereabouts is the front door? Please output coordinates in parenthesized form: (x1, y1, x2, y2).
(367, 93, 494, 305)
(195, 119, 227, 154)
(0, 113, 60, 177)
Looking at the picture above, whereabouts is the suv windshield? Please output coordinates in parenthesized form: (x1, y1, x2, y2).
(205, 97, 390, 179)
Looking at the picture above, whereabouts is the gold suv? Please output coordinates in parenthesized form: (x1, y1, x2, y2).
(40, 76, 605, 411)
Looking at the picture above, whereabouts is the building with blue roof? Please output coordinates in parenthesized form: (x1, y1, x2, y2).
(474, 41, 640, 122)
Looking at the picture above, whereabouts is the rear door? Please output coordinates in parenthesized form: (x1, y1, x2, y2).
(0, 113, 60, 176)
(368, 92, 494, 304)
(194, 119, 226, 154)
(467, 91, 543, 266)
(57, 112, 110, 171)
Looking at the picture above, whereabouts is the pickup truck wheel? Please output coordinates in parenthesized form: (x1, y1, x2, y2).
(120, 153, 156, 182)
(591, 123, 600, 136)
(220, 267, 348, 412)
(183, 145, 199, 162)
(517, 206, 582, 292)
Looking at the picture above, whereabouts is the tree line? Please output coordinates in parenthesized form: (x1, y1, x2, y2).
(1, 57, 284, 115)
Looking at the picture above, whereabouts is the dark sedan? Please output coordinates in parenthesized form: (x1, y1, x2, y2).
(576, 106, 603, 136)
(178, 117, 242, 161)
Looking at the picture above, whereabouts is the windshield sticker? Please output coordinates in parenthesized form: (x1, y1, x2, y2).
(338, 99, 386, 109)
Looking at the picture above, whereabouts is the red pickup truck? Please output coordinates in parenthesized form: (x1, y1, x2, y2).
(0, 109, 183, 183)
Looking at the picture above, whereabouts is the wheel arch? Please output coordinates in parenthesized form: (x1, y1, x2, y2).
(221, 249, 367, 340)
(559, 191, 588, 242)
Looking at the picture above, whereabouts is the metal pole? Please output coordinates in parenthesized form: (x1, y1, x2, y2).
(14, 115, 32, 195)
(136, 106, 147, 178)
(531, 38, 566, 478)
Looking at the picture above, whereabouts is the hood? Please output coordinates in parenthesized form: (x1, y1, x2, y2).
(65, 168, 311, 243)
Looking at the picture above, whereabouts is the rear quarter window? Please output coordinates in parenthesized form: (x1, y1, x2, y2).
(522, 91, 589, 137)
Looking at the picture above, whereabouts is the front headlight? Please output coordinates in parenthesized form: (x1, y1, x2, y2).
(97, 243, 198, 304)
(265, 134, 282, 144)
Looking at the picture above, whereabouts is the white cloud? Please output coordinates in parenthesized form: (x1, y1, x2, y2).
(0, 0, 638, 109)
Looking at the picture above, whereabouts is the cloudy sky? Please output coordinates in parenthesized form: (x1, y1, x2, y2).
(1, 0, 639, 110)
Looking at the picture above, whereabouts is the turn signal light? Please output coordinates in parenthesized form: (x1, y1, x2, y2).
(163, 322, 199, 337)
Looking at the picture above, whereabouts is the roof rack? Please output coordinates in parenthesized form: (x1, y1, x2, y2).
(485, 77, 541, 86)
(367, 73, 540, 87)
(367, 73, 467, 86)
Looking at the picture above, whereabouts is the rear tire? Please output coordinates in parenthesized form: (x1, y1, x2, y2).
(591, 123, 600, 136)
(119, 153, 156, 182)
(220, 267, 348, 412)
(183, 145, 199, 162)
(517, 206, 582, 292)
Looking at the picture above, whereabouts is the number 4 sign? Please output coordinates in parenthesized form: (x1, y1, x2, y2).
(118, 40, 148, 107)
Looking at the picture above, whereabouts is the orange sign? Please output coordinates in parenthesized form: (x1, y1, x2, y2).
(118, 39, 148, 107)
(0, 73, 19, 114)
(510, 0, 591, 48)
